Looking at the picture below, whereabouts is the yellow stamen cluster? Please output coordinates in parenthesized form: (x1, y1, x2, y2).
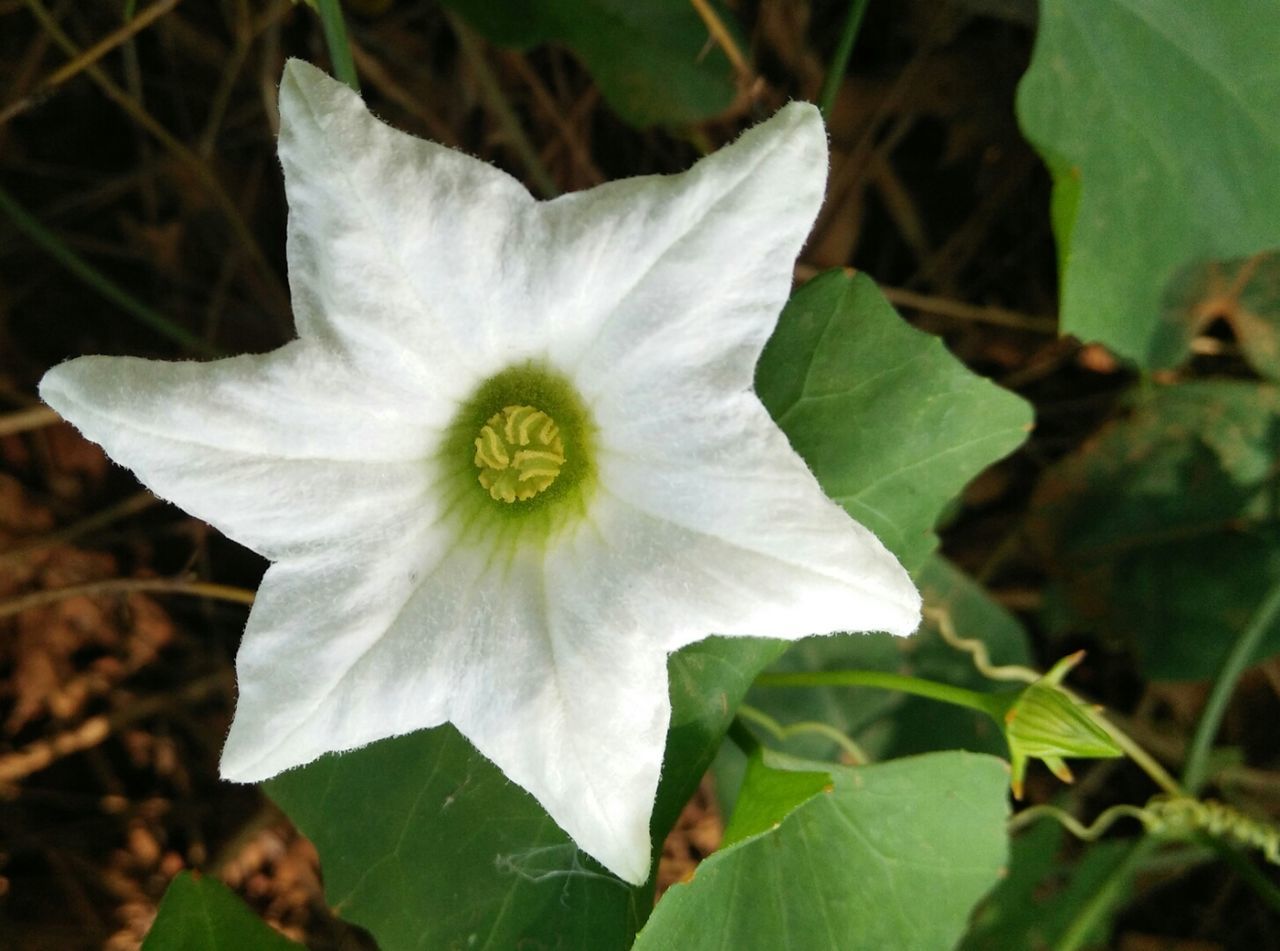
(473, 405, 566, 503)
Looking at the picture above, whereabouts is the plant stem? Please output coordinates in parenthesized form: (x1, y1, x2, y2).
(0, 184, 215, 354)
(737, 703, 869, 764)
(1207, 838, 1280, 916)
(818, 0, 871, 120)
(313, 0, 360, 93)
(1183, 574, 1280, 793)
(1054, 838, 1152, 951)
(754, 668, 1007, 719)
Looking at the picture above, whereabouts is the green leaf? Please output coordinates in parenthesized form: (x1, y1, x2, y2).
(440, 0, 738, 127)
(961, 820, 1133, 951)
(745, 555, 1031, 764)
(142, 872, 302, 951)
(720, 746, 831, 848)
(757, 269, 1033, 572)
(656, 638, 787, 843)
(267, 725, 639, 951)
(1017, 0, 1280, 369)
(635, 752, 1010, 951)
(1029, 380, 1280, 680)
(266, 637, 781, 950)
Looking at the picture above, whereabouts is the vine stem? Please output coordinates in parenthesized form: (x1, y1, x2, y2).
(736, 703, 869, 764)
(1183, 574, 1280, 793)
(818, 0, 872, 120)
(1054, 839, 1153, 951)
(0, 184, 215, 354)
(754, 668, 1007, 719)
(313, 0, 359, 93)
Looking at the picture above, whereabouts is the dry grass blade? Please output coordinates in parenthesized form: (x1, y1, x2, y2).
(0, 0, 181, 125)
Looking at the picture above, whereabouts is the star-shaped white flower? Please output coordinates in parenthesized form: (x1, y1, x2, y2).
(39, 60, 920, 885)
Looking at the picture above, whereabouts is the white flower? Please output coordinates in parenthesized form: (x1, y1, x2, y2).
(39, 60, 920, 885)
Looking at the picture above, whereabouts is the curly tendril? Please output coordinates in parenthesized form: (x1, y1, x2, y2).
(1013, 796, 1280, 866)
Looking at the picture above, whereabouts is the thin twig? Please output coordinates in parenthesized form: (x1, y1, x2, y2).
(689, 0, 750, 77)
(0, 404, 61, 437)
(21, 0, 290, 320)
(0, 491, 158, 564)
(0, 576, 255, 621)
(448, 13, 559, 199)
(0, 0, 181, 125)
(881, 285, 1058, 334)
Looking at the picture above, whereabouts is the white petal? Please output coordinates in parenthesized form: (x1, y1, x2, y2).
(228, 533, 664, 886)
(590, 389, 921, 646)
(38, 343, 434, 558)
(278, 59, 540, 390)
(535, 101, 827, 399)
(451, 546, 670, 887)
(220, 529, 474, 782)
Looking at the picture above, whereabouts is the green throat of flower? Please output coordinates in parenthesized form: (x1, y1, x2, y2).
(439, 363, 596, 547)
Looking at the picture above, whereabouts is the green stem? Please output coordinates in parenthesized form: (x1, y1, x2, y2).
(1207, 838, 1280, 916)
(754, 669, 1007, 720)
(0, 184, 214, 355)
(314, 0, 359, 93)
(1054, 838, 1152, 951)
(737, 703, 869, 764)
(1183, 574, 1280, 793)
(817, 0, 871, 120)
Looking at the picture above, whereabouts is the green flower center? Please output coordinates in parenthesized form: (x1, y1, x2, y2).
(474, 405, 566, 503)
(437, 362, 597, 548)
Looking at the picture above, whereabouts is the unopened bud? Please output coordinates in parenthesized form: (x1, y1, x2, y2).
(998, 652, 1123, 798)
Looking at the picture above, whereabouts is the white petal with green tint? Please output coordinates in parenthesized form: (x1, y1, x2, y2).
(38, 59, 920, 886)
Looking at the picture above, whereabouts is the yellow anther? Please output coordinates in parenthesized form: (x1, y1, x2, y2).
(474, 405, 566, 503)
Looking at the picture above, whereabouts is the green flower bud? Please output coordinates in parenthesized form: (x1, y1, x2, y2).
(998, 652, 1123, 798)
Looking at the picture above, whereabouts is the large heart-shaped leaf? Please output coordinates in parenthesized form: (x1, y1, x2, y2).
(1017, 0, 1280, 369)
(757, 270, 1033, 573)
(634, 751, 1010, 951)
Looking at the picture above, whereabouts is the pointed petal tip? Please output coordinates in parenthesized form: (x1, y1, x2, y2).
(218, 718, 280, 785)
(778, 98, 823, 126)
(582, 827, 651, 887)
(613, 853, 651, 888)
(219, 740, 295, 787)
(892, 582, 925, 637)
(38, 355, 100, 424)
(279, 57, 357, 122)
(281, 56, 352, 97)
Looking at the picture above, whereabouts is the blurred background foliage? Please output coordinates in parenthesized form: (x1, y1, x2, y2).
(1, 0, 1278, 948)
